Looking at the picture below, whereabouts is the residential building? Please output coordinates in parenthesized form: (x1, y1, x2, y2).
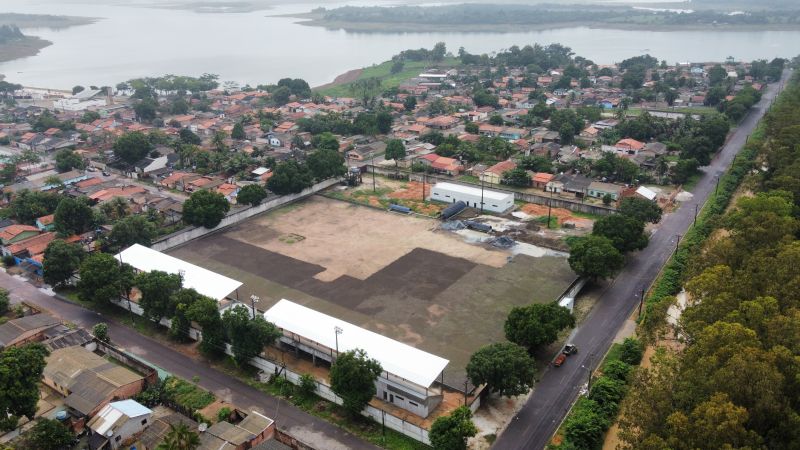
(480, 160, 516, 185)
(532, 173, 555, 190)
(43, 346, 146, 418)
(87, 400, 153, 450)
(0, 313, 60, 349)
(587, 181, 624, 201)
(0, 224, 40, 255)
(417, 154, 463, 176)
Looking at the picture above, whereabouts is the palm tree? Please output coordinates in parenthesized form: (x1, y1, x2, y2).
(156, 423, 200, 450)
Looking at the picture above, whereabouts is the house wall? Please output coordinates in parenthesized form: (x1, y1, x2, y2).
(108, 413, 151, 449)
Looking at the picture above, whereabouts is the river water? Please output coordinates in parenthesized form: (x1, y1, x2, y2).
(2, 0, 798, 90)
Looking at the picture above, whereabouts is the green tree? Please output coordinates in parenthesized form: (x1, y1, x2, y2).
(568, 235, 625, 279)
(271, 86, 291, 105)
(349, 78, 382, 108)
(185, 291, 226, 358)
(376, 111, 393, 134)
(429, 406, 477, 450)
(518, 155, 553, 173)
(114, 131, 153, 166)
(384, 139, 406, 167)
(107, 215, 157, 251)
(10, 190, 61, 224)
(25, 418, 73, 450)
(0, 288, 8, 316)
(179, 128, 201, 145)
(236, 184, 267, 206)
(465, 121, 479, 134)
(502, 168, 531, 187)
(267, 160, 314, 195)
(592, 214, 648, 253)
(466, 342, 535, 396)
(306, 149, 346, 180)
(619, 337, 644, 365)
(231, 122, 246, 140)
(317, 132, 339, 152)
(329, 348, 383, 416)
(618, 197, 662, 223)
(0, 343, 49, 431)
(222, 305, 282, 366)
(136, 270, 183, 320)
(42, 239, 84, 288)
(54, 149, 84, 172)
(157, 422, 200, 450)
(564, 398, 609, 449)
(589, 376, 627, 418)
(77, 253, 134, 304)
(183, 190, 230, 229)
(53, 197, 94, 236)
(671, 158, 699, 184)
(404, 96, 417, 111)
(504, 302, 575, 353)
(92, 322, 109, 342)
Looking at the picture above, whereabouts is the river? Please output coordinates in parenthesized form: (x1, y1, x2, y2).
(1, 0, 798, 90)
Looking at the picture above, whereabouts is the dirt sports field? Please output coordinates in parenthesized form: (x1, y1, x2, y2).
(169, 196, 575, 386)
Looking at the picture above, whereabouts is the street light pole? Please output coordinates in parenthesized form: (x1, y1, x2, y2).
(371, 153, 376, 192)
(250, 295, 260, 319)
(480, 170, 485, 213)
(547, 188, 554, 229)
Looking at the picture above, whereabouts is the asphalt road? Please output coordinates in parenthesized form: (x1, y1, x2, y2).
(0, 271, 379, 450)
(493, 69, 792, 450)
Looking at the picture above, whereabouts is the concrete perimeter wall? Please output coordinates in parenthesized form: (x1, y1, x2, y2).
(151, 178, 341, 252)
(369, 165, 617, 217)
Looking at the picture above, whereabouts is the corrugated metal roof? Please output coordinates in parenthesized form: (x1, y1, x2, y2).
(264, 299, 449, 388)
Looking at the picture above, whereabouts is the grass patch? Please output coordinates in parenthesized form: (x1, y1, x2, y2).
(536, 215, 560, 229)
(682, 172, 702, 192)
(318, 58, 460, 97)
(164, 376, 216, 410)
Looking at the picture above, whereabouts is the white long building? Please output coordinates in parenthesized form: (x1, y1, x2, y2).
(429, 181, 515, 214)
(265, 299, 449, 418)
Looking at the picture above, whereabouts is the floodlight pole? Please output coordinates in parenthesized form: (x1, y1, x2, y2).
(250, 295, 260, 319)
(334, 326, 343, 357)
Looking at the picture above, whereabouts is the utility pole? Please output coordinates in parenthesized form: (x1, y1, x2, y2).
(694, 204, 698, 225)
(547, 188, 554, 229)
(480, 171, 485, 213)
(675, 234, 682, 255)
(334, 326, 343, 358)
(638, 287, 645, 318)
(421, 171, 425, 203)
(249, 294, 260, 319)
(715, 175, 721, 195)
(371, 153, 376, 192)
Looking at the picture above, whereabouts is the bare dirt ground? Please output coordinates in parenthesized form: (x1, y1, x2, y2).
(170, 196, 575, 387)
(327, 177, 445, 216)
(313, 68, 363, 91)
(520, 203, 594, 229)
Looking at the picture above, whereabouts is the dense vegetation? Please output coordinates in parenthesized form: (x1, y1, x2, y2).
(0, 24, 24, 44)
(621, 71, 800, 449)
(308, 4, 800, 29)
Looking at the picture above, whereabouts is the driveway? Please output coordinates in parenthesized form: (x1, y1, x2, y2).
(0, 270, 379, 450)
(492, 69, 793, 450)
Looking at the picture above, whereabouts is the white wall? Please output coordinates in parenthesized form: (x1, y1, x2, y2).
(429, 184, 514, 213)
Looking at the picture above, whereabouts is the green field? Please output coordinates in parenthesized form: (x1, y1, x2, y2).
(317, 57, 461, 97)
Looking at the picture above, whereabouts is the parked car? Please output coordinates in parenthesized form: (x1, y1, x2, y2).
(563, 344, 578, 355)
(102, 170, 111, 176)
(554, 353, 567, 367)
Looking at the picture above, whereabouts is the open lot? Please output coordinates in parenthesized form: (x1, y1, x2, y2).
(169, 196, 575, 387)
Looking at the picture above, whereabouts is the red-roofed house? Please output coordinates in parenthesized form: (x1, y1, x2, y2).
(35, 214, 55, 232)
(532, 172, 555, 190)
(1, 225, 40, 255)
(480, 160, 517, 184)
(417, 154, 463, 176)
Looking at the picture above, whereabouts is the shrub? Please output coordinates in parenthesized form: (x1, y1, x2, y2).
(563, 398, 609, 450)
(619, 337, 644, 365)
(588, 376, 626, 418)
(298, 373, 317, 398)
(92, 323, 109, 342)
(602, 359, 631, 382)
(217, 407, 231, 423)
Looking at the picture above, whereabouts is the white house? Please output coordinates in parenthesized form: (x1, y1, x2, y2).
(87, 400, 152, 449)
(429, 182, 515, 214)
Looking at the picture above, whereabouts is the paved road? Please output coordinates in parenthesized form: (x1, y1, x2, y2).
(493, 70, 792, 450)
(0, 271, 379, 450)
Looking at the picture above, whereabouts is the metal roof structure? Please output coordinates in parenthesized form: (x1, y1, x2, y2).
(116, 244, 242, 301)
(432, 182, 512, 202)
(264, 299, 449, 388)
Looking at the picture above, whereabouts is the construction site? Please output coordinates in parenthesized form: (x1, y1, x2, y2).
(168, 192, 577, 388)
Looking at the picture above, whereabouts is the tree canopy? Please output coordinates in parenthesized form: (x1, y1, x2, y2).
(107, 215, 157, 252)
(329, 348, 383, 416)
(136, 270, 183, 320)
(183, 190, 230, 229)
(236, 184, 268, 206)
(114, 131, 154, 166)
(0, 344, 49, 431)
(592, 214, 648, 253)
(222, 305, 282, 366)
(466, 342, 535, 396)
(429, 406, 477, 450)
(618, 197, 662, 223)
(25, 418, 73, 450)
(306, 148, 346, 180)
(42, 239, 84, 288)
(267, 160, 314, 195)
(53, 197, 94, 236)
(504, 302, 575, 353)
(77, 252, 134, 304)
(568, 235, 625, 279)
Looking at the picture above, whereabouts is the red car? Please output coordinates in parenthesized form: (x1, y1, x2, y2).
(553, 353, 567, 367)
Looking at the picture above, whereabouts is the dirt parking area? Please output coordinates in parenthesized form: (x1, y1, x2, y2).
(169, 196, 575, 386)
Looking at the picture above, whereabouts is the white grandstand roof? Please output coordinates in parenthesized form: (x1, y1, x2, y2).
(264, 299, 449, 388)
(115, 244, 242, 301)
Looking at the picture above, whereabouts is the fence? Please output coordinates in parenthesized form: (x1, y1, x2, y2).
(368, 166, 617, 217)
(108, 297, 434, 445)
(151, 178, 341, 252)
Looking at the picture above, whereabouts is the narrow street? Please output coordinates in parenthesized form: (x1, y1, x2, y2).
(0, 270, 379, 450)
(493, 70, 792, 450)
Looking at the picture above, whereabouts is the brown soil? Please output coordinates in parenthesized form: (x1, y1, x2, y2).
(521, 203, 594, 228)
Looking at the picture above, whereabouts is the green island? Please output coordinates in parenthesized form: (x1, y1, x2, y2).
(288, 3, 800, 33)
